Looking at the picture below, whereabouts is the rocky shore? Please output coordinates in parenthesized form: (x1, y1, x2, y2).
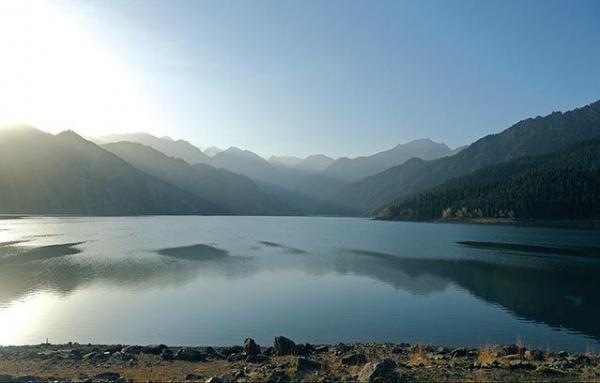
(1, 337, 599, 382)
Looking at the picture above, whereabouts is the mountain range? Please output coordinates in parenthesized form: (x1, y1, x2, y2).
(2, 99, 599, 221)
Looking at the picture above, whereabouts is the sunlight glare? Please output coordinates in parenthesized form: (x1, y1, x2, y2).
(0, 0, 169, 136)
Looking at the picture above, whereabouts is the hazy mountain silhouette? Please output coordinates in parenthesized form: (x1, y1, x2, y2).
(269, 155, 303, 168)
(204, 146, 224, 157)
(334, 100, 600, 214)
(295, 139, 453, 202)
(0, 126, 223, 215)
(98, 132, 210, 164)
(104, 141, 297, 215)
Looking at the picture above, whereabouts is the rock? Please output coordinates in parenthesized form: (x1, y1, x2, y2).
(314, 345, 329, 353)
(436, 346, 449, 354)
(246, 354, 269, 363)
(357, 359, 397, 382)
(160, 348, 174, 361)
(175, 348, 206, 362)
(14, 376, 44, 383)
(525, 349, 544, 361)
(103, 345, 123, 353)
(509, 360, 535, 370)
(273, 336, 297, 356)
(341, 352, 367, 365)
(536, 366, 566, 376)
(142, 344, 168, 355)
(94, 372, 124, 382)
(244, 338, 260, 356)
(503, 344, 520, 355)
(204, 377, 224, 383)
(227, 353, 242, 362)
(266, 370, 289, 383)
(121, 345, 143, 354)
(296, 343, 315, 355)
(221, 346, 243, 356)
(296, 357, 322, 372)
(557, 350, 569, 358)
(450, 348, 467, 358)
(185, 374, 203, 381)
(262, 346, 274, 356)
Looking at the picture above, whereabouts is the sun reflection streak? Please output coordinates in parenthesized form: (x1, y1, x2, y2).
(0, 293, 55, 345)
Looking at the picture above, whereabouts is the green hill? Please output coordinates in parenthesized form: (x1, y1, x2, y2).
(378, 139, 600, 221)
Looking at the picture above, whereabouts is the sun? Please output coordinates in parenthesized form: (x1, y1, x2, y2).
(0, 0, 168, 137)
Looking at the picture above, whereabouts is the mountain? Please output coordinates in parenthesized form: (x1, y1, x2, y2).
(269, 155, 303, 168)
(294, 154, 335, 173)
(98, 132, 210, 164)
(320, 138, 453, 183)
(334, 100, 600, 214)
(209, 147, 280, 184)
(379, 139, 600, 221)
(0, 126, 223, 215)
(204, 146, 224, 157)
(104, 141, 297, 215)
(294, 139, 453, 202)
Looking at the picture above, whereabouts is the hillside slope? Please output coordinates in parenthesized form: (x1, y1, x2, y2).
(334, 100, 600, 213)
(104, 142, 297, 215)
(0, 127, 223, 215)
(378, 139, 600, 221)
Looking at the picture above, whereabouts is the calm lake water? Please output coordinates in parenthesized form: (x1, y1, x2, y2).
(1, 216, 599, 351)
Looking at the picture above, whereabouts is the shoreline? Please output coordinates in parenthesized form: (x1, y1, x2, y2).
(376, 216, 600, 230)
(1, 338, 599, 382)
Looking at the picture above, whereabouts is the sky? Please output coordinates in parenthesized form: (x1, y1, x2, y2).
(0, 0, 599, 158)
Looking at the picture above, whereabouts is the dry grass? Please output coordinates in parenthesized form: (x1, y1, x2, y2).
(477, 345, 498, 366)
(408, 344, 430, 366)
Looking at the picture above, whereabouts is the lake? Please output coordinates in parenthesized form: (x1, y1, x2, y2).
(1, 216, 599, 352)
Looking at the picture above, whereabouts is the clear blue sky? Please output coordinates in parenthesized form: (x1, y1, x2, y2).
(7, 0, 600, 158)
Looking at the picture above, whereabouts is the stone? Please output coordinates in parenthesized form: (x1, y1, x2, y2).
(450, 348, 467, 358)
(175, 348, 206, 362)
(341, 352, 367, 365)
(93, 372, 123, 382)
(525, 349, 544, 361)
(227, 353, 242, 362)
(121, 345, 143, 354)
(509, 360, 535, 370)
(357, 359, 397, 382)
(221, 346, 243, 356)
(244, 338, 260, 356)
(160, 348, 174, 361)
(296, 357, 322, 372)
(204, 377, 224, 383)
(314, 345, 329, 353)
(246, 354, 269, 363)
(557, 350, 569, 358)
(185, 374, 203, 381)
(296, 343, 315, 355)
(273, 336, 297, 356)
(266, 370, 290, 383)
(142, 344, 168, 355)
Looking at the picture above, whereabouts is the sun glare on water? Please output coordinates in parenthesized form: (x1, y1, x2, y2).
(0, 0, 167, 136)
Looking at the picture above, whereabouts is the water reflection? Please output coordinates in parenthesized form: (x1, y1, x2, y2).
(1, 232, 599, 344)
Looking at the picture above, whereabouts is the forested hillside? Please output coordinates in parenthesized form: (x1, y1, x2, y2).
(378, 139, 600, 221)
